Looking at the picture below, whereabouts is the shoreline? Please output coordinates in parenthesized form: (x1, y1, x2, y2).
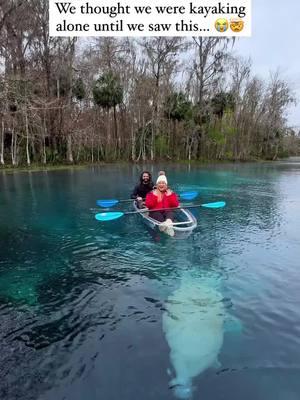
(0, 157, 297, 174)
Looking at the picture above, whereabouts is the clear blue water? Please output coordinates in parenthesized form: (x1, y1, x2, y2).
(0, 161, 300, 400)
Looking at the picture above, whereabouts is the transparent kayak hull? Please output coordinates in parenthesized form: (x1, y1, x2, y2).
(133, 202, 197, 239)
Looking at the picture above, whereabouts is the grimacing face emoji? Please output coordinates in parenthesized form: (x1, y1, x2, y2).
(230, 18, 244, 32)
(215, 18, 229, 32)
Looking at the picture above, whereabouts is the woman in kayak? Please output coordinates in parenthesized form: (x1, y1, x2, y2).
(131, 171, 154, 207)
(145, 173, 179, 236)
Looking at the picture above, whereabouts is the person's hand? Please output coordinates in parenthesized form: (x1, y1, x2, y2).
(137, 196, 143, 201)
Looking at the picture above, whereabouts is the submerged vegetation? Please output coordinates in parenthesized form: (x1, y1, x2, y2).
(0, 1, 299, 167)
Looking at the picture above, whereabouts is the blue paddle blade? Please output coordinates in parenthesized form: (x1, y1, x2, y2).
(201, 201, 226, 208)
(95, 212, 124, 221)
(96, 199, 119, 207)
(180, 191, 198, 200)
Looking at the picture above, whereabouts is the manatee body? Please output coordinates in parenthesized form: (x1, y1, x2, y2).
(162, 277, 224, 399)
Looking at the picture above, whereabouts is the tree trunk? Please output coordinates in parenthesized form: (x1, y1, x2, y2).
(67, 134, 73, 163)
(42, 110, 47, 164)
(11, 126, 17, 166)
(131, 124, 136, 161)
(1, 120, 4, 165)
(91, 136, 94, 163)
(150, 109, 155, 161)
(107, 109, 111, 158)
(25, 109, 31, 166)
(113, 105, 119, 159)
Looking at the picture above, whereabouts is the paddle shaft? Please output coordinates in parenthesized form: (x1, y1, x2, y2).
(99, 192, 196, 203)
(95, 201, 225, 221)
(122, 203, 221, 215)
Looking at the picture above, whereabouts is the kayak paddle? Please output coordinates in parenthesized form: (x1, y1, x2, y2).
(96, 191, 198, 208)
(95, 201, 226, 221)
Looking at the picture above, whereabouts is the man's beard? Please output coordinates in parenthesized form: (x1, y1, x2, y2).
(142, 179, 149, 184)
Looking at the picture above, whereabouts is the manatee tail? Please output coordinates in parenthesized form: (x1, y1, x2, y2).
(170, 379, 194, 399)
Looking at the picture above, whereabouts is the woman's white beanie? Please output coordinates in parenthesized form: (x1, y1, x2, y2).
(156, 174, 168, 184)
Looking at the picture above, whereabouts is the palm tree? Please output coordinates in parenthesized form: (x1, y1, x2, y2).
(93, 71, 123, 159)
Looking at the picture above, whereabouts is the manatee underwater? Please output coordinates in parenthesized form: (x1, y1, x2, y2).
(163, 273, 241, 399)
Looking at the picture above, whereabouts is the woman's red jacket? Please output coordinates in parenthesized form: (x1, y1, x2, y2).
(145, 191, 179, 210)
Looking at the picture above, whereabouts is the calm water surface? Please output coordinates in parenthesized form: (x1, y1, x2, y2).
(0, 161, 300, 400)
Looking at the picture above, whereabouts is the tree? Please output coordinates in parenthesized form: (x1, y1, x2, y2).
(211, 92, 235, 119)
(164, 92, 193, 157)
(93, 71, 123, 159)
(186, 38, 232, 158)
(73, 77, 85, 101)
(141, 37, 183, 160)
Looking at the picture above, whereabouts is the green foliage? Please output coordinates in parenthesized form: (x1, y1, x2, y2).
(277, 147, 289, 158)
(223, 125, 237, 137)
(73, 78, 85, 101)
(211, 92, 235, 118)
(193, 103, 210, 125)
(224, 151, 234, 159)
(93, 72, 123, 109)
(208, 126, 226, 145)
(164, 92, 193, 122)
(155, 134, 168, 156)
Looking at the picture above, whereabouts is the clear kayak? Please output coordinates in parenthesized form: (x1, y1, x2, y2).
(133, 202, 197, 239)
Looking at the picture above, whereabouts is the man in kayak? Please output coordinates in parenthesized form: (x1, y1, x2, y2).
(145, 173, 179, 237)
(131, 171, 154, 207)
